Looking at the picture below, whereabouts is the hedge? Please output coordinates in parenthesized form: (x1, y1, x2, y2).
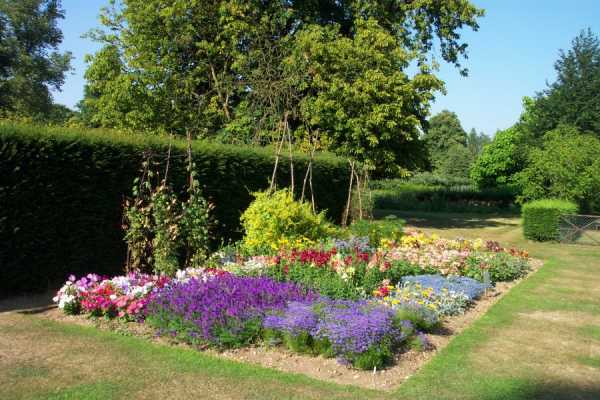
(522, 199, 579, 241)
(0, 122, 349, 294)
(370, 181, 518, 214)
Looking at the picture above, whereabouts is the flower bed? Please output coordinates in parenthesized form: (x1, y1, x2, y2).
(220, 231, 530, 300)
(53, 231, 533, 372)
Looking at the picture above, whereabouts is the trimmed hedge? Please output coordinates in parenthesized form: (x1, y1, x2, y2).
(522, 199, 579, 241)
(0, 123, 349, 294)
(370, 181, 517, 214)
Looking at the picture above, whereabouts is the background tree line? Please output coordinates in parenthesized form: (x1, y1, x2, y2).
(1, 0, 484, 178)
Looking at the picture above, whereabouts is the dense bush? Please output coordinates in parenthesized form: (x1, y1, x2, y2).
(470, 125, 529, 188)
(517, 126, 600, 213)
(240, 189, 334, 254)
(0, 123, 349, 294)
(522, 199, 579, 241)
(370, 182, 517, 213)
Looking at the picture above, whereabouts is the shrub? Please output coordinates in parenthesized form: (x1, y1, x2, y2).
(0, 122, 349, 294)
(522, 199, 578, 241)
(240, 189, 334, 253)
(517, 126, 600, 213)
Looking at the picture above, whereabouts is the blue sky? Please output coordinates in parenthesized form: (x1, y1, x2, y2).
(52, 0, 600, 136)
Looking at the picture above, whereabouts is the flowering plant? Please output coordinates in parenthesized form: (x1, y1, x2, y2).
(264, 299, 422, 369)
(376, 278, 474, 323)
(145, 275, 318, 347)
(53, 273, 103, 314)
(53, 268, 225, 320)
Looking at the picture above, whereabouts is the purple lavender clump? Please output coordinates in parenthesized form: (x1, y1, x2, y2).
(313, 299, 402, 356)
(403, 274, 490, 301)
(145, 275, 317, 343)
(263, 301, 318, 336)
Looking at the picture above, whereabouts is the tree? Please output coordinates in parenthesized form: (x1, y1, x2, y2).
(466, 128, 491, 158)
(516, 125, 600, 212)
(82, 0, 484, 138)
(437, 143, 474, 179)
(0, 0, 72, 118)
(470, 125, 528, 188)
(292, 19, 443, 176)
(423, 110, 468, 169)
(528, 29, 600, 137)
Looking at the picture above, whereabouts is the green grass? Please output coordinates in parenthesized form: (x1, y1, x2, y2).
(2, 211, 599, 399)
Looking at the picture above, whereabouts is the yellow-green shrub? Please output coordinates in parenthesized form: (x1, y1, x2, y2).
(241, 189, 334, 253)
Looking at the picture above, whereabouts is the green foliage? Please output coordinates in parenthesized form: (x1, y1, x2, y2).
(291, 19, 444, 175)
(527, 29, 600, 138)
(522, 199, 579, 242)
(424, 110, 468, 169)
(267, 262, 357, 300)
(470, 125, 529, 188)
(466, 128, 492, 158)
(517, 125, 600, 212)
(0, 122, 349, 293)
(347, 217, 404, 247)
(350, 341, 394, 370)
(0, 0, 72, 118)
(464, 253, 530, 282)
(437, 144, 474, 180)
(148, 184, 182, 275)
(240, 189, 334, 253)
(80, 0, 483, 174)
(371, 182, 517, 213)
(373, 172, 472, 188)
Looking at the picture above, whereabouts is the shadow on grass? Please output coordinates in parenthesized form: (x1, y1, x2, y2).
(374, 209, 520, 230)
(480, 380, 600, 400)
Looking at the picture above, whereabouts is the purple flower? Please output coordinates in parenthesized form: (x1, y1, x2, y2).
(146, 275, 317, 343)
(313, 300, 401, 355)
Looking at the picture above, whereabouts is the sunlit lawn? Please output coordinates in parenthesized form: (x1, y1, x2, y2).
(1, 211, 599, 399)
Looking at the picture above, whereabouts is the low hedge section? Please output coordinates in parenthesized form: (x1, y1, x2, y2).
(370, 182, 517, 213)
(522, 199, 579, 241)
(0, 122, 349, 294)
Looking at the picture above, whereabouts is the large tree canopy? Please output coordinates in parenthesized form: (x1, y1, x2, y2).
(527, 29, 600, 138)
(0, 0, 72, 117)
(80, 0, 483, 171)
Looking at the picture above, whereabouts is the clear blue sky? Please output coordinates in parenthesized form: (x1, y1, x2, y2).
(52, 0, 600, 136)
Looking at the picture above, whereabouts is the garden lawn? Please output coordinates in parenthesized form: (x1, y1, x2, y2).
(1, 213, 599, 399)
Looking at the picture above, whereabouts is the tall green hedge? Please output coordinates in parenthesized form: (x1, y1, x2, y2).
(0, 123, 349, 294)
(522, 199, 579, 241)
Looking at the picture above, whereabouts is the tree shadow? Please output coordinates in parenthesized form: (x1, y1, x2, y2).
(0, 291, 55, 313)
(374, 209, 520, 230)
(479, 380, 600, 400)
